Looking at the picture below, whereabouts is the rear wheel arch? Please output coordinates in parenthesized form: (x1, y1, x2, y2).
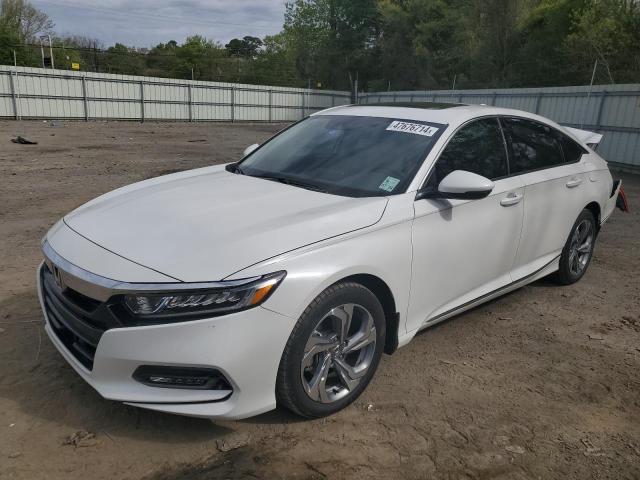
(585, 201, 601, 229)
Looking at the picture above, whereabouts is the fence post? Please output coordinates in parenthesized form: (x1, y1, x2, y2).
(331, 94, 335, 107)
(9, 69, 19, 120)
(534, 92, 543, 114)
(81, 76, 89, 121)
(595, 91, 607, 129)
(230, 86, 235, 123)
(139, 81, 145, 123)
(458, 94, 463, 103)
(188, 84, 193, 122)
(268, 89, 273, 122)
(491, 92, 497, 106)
(301, 90, 306, 119)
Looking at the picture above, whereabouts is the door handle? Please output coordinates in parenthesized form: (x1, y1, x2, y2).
(566, 177, 583, 188)
(500, 192, 523, 207)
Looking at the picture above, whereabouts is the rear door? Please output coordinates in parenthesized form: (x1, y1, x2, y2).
(501, 117, 590, 279)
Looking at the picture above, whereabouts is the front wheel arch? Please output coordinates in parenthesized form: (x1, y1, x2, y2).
(337, 274, 399, 354)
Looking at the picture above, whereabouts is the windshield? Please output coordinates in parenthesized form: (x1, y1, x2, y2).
(237, 115, 446, 197)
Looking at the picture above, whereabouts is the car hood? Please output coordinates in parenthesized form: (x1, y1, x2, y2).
(64, 165, 387, 281)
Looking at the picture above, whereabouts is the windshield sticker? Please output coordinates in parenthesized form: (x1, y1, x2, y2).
(386, 121, 439, 137)
(379, 176, 400, 192)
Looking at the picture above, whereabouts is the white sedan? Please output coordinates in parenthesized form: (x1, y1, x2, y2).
(38, 103, 627, 419)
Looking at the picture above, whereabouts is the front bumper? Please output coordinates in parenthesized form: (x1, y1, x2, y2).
(37, 262, 297, 419)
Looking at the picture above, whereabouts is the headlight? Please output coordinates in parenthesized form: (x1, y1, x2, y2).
(122, 271, 286, 317)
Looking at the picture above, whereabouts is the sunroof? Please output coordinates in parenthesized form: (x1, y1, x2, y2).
(359, 102, 467, 110)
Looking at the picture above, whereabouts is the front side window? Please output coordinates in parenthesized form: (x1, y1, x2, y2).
(238, 115, 446, 197)
(428, 117, 508, 187)
(502, 117, 565, 173)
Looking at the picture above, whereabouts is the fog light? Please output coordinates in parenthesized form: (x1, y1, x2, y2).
(132, 366, 232, 391)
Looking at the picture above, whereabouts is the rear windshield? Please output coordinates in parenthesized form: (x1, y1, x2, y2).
(237, 115, 446, 197)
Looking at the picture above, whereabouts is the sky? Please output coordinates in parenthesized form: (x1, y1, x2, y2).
(32, 0, 287, 48)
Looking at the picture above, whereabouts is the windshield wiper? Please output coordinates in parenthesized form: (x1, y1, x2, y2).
(254, 174, 329, 193)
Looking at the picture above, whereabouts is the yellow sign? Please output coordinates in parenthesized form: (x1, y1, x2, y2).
(71, 62, 80, 70)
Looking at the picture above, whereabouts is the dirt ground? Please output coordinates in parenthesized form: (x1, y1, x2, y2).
(1, 120, 639, 480)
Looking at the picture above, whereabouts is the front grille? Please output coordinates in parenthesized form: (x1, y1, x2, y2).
(40, 264, 109, 370)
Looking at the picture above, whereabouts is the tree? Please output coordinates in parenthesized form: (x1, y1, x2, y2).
(463, 0, 537, 88)
(0, 0, 54, 41)
(146, 40, 180, 77)
(104, 43, 144, 75)
(225, 36, 264, 58)
(514, 0, 587, 87)
(0, 20, 21, 64)
(245, 33, 300, 86)
(376, 0, 470, 90)
(176, 35, 225, 80)
(283, 0, 380, 90)
(2, 0, 638, 89)
(566, 0, 640, 84)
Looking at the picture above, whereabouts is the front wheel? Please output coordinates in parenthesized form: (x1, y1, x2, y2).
(276, 282, 386, 418)
(555, 209, 597, 285)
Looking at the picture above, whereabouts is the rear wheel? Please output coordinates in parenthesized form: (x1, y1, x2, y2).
(555, 209, 596, 285)
(276, 282, 386, 418)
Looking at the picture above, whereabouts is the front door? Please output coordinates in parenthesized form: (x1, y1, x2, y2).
(407, 117, 525, 332)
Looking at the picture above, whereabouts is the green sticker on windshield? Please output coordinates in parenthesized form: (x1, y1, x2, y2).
(379, 176, 400, 192)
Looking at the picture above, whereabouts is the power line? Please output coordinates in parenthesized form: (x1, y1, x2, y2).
(9, 39, 295, 71)
(9, 43, 305, 85)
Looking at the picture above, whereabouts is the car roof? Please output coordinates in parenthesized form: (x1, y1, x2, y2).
(313, 103, 560, 131)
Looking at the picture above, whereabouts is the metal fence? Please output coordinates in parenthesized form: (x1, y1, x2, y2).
(1, 66, 638, 172)
(0, 66, 351, 123)
(361, 85, 640, 172)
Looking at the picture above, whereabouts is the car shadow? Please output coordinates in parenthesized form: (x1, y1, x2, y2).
(238, 407, 306, 425)
(410, 278, 555, 337)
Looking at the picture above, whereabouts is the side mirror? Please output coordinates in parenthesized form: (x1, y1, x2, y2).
(417, 170, 494, 200)
(243, 143, 259, 157)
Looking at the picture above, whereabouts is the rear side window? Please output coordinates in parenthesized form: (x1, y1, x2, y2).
(556, 131, 587, 163)
(430, 117, 508, 185)
(502, 117, 565, 173)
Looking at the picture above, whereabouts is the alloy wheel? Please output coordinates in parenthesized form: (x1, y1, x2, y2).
(568, 218, 594, 276)
(300, 303, 377, 403)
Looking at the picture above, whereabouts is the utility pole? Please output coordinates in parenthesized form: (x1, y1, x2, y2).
(40, 35, 55, 69)
(48, 35, 55, 69)
(93, 42, 99, 73)
(581, 60, 598, 129)
(354, 78, 358, 104)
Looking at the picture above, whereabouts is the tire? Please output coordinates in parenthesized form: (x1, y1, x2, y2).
(276, 281, 386, 418)
(554, 209, 597, 285)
